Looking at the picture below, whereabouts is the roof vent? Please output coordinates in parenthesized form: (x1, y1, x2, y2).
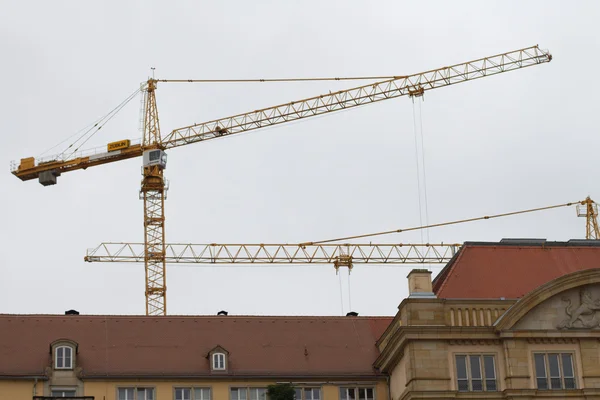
(217, 310, 228, 316)
(346, 311, 359, 317)
(65, 309, 79, 315)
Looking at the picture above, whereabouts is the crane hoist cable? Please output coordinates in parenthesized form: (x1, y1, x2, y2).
(418, 99, 431, 243)
(301, 200, 581, 245)
(38, 86, 142, 161)
(62, 87, 142, 159)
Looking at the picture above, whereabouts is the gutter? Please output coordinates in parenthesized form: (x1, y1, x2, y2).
(0, 375, 47, 381)
(81, 374, 387, 381)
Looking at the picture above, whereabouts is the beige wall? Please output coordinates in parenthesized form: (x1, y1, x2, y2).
(0, 380, 42, 400)
(84, 380, 389, 400)
(389, 354, 407, 400)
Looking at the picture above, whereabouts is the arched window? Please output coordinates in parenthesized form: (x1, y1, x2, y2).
(212, 352, 226, 370)
(55, 345, 73, 369)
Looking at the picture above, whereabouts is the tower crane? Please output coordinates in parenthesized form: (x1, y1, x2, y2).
(12, 45, 552, 315)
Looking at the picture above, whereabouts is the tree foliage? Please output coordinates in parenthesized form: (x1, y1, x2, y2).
(267, 383, 295, 400)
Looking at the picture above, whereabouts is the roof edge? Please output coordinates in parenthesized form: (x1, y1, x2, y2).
(80, 373, 387, 380)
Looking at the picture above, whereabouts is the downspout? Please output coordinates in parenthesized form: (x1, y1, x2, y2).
(33, 377, 38, 396)
(386, 375, 392, 400)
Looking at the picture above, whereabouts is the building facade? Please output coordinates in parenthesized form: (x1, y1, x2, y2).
(3, 239, 600, 400)
(376, 239, 600, 399)
(0, 314, 390, 400)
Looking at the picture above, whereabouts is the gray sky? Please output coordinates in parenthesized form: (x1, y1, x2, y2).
(1, 0, 599, 316)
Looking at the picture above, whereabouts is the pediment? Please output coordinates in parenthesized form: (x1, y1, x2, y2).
(514, 284, 600, 330)
(495, 268, 600, 331)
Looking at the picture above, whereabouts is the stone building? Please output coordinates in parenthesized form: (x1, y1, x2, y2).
(376, 239, 600, 399)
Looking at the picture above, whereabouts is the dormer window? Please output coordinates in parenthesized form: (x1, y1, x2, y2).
(208, 345, 229, 372)
(213, 353, 226, 370)
(55, 345, 73, 369)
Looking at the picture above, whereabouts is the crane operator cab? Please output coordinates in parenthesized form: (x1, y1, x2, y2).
(143, 149, 167, 169)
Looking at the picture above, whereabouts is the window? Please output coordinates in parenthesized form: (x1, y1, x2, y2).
(213, 352, 226, 370)
(175, 388, 211, 400)
(534, 353, 576, 390)
(455, 354, 497, 392)
(55, 346, 73, 369)
(295, 388, 321, 400)
(230, 388, 267, 400)
(339, 387, 374, 400)
(51, 390, 76, 397)
(119, 387, 155, 400)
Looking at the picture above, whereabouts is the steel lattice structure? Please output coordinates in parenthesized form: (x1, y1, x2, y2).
(85, 242, 460, 267)
(12, 45, 552, 315)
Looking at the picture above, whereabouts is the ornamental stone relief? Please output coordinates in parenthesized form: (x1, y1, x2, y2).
(512, 284, 600, 331)
(557, 288, 600, 329)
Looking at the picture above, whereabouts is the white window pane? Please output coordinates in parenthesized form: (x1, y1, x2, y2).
(195, 388, 211, 400)
(562, 354, 574, 377)
(534, 354, 548, 390)
(176, 388, 191, 400)
(455, 356, 467, 379)
(548, 354, 562, 389)
(118, 388, 134, 400)
(311, 389, 320, 400)
(470, 356, 482, 380)
(295, 388, 302, 400)
(348, 388, 355, 400)
(232, 388, 247, 400)
(138, 388, 154, 400)
(358, 389, 366, 400)
(259, 388, 267, 400)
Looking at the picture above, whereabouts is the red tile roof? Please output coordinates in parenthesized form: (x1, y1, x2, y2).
(0, 315, 392, 378)
(433, 240, 600, 299)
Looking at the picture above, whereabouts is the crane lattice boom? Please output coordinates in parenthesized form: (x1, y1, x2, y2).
(85, 242, 460, 267)
(160, 45, 551, 149)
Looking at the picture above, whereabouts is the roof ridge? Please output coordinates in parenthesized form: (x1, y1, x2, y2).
(433, 244, 468, 296)
(0, 314, 393, 319)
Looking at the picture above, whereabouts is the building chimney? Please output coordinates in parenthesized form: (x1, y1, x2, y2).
(65, 309, 79, 315)
(407, 269, 436, 298)
(346, 311, 359, 317)
(217, 310, 228, 316)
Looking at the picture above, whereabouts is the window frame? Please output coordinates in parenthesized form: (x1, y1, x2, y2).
(50, 388, 77, 397)
(174, 386, 212, 400)
(338, 386, 375, 400)
(230, 387, 268, 400)
(54, 345, 74, 370)
(294, 387, 322, 400)
(212, 352, 226, 370)
(533, 352, 577, 390)
(117, 386, 156, 400)
(454, 353, 498, 392)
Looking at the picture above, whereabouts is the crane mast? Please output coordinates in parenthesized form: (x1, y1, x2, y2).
(141, 80, 168, 315)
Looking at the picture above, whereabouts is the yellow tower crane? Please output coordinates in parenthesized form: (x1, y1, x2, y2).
(12, 45, 552, 315)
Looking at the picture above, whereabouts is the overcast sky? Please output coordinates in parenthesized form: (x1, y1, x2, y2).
(1, 1, 599, 317)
